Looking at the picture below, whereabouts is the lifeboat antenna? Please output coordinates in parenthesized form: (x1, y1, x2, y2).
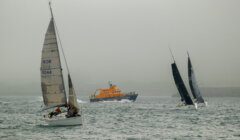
(108, 81, 113, 87)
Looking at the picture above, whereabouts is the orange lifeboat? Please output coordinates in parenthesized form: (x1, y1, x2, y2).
(95, 85, 124, 98)
(90, 82, 138, 102)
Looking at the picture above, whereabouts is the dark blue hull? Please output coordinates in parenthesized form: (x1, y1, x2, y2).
(90, 93, 138, 102)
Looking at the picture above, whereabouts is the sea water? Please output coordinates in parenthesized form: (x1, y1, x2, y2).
(0, 96, 240, 140)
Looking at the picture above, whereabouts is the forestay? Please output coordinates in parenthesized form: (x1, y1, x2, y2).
(41, 17, 67, 108)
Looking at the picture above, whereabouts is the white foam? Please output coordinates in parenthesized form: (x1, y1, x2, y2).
(119, 99, 132, 103)
(77, 99, 87, 104)
(194, 103, 198, 110)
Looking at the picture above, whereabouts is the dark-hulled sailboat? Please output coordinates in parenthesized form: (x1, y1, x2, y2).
(170, 49, 194, 106)
(188, 52, 207, 106)
(171, 62, 194, 105)
(40, 2, 82, 126)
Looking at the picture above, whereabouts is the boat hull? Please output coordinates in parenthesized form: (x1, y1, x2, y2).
(45, 115, 82, 126)
(90, 93, 138, 102)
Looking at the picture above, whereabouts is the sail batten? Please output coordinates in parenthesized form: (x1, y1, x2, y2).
(41, 18, 67, 108)
(171, 62, 193, 105)
(188, 55, 205, 103)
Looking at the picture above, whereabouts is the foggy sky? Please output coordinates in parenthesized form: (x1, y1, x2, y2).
(1, 0, 240, 96)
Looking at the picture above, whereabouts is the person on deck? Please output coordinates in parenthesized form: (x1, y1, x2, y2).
(48, 107, 62, 118)
(66, 104, 79, 118)
(55, 107, 61, 114)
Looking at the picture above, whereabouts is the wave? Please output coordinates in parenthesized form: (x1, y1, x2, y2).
(77, 99, 87, 104)
(0, 100, 10, 105)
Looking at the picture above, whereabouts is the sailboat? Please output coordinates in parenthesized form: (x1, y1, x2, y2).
(170, 49, 194, 106)
(188, 52, 207, 106)
(40, 2, 82, 126)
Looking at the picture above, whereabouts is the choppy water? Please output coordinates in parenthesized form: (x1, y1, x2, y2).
(0, 96, 240, 140)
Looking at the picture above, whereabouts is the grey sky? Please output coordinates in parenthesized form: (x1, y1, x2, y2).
(0, 0, 240, 96)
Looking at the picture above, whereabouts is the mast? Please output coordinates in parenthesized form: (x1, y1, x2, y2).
(49, 2, 54, 19)
(169, 47, 175, 63)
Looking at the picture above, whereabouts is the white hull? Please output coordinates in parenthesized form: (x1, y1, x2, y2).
(45, 114, 82, 126)
(194, 103, 198, 109)
(194, 102, 208, 108)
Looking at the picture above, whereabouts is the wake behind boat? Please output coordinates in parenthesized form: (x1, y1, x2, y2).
(40, 2, 82, 126)
(90, 82, 138, 102)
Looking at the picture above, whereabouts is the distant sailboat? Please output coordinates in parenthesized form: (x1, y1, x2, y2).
(170, 49, 194, 106)
(40, 2, 82, 126)
(188, 52, 207, 106)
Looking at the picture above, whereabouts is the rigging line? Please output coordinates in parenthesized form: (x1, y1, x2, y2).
(49, 1, 54, 19)
(187, 51, 190, 58)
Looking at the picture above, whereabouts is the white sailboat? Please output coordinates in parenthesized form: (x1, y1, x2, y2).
(40, 2, 82, 126)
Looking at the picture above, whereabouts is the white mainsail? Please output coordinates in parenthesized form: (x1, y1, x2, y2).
(41, 15, 67, 108)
